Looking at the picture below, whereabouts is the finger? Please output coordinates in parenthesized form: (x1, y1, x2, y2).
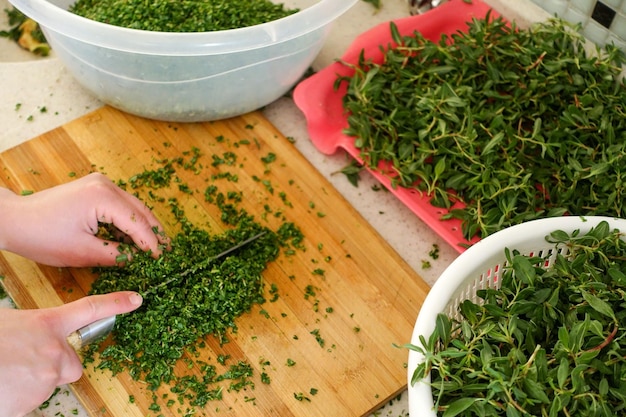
(52, 292, 143, 336)
(102, 188, 170, 256)
(112, 184, 166, 232)
(53, 236, 129, 267)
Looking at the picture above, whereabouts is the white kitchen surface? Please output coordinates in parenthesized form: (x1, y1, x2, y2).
(0, 1, 548, 416)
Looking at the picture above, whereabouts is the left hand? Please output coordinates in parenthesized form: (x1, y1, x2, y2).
(0, 172, 170, 267)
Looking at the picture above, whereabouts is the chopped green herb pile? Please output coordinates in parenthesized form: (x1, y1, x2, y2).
(69, 0, 298, 32)
(85, 145, 306, 412)
(339, 15, 626, 240)
(90, 219, 278, 389)
(407, 221, 626, 417)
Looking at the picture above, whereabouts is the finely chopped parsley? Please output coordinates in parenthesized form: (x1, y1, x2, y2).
(69, 0, 299, 32)
(84, 146, 306, 412)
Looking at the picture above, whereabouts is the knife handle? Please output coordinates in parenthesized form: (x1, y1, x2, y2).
(67, 315, 116, 350)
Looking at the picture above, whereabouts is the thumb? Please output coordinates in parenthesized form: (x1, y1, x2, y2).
(53, 291, 143, 336)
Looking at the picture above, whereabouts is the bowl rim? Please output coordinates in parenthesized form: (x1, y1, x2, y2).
(7, 0, 357, 55)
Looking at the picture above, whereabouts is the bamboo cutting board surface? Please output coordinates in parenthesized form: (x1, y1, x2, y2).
(0, 106, 430, 417)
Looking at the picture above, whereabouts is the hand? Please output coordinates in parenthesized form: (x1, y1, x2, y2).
(0, 291, 143, 417)
(0, 172, 170, 267)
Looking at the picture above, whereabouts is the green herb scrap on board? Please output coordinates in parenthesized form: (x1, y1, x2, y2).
(405, 221, 626, 417)
(337, 15, 626, 241)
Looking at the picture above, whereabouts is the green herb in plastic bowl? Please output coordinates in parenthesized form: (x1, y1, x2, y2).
(69, 0, 298, 32)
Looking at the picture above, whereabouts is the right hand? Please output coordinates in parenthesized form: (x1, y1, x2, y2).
(0, 291, 143, 417)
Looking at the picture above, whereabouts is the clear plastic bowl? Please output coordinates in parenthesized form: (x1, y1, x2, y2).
(9, 0, 356, 122)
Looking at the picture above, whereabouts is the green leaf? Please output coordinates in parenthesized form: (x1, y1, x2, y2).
(461, 320, 473, 342)
(523, 378, 550, 403)
(547, 229, 571, 242)
(505, 403, 521, 417)
(459, 299, 481, 324)
(535, 347, 548, 380)
(532, 117, 542, 138)
(549, 395, 562, 417)
(571, 364, 589, 392)
(442, 397, 478, 417)
(532, 287, 552, 303)
(599, 377, 609, 396)
(425, 65, 457, 75)
(581, 290, 616, 320)
(481, 131, 505, 155)
(389, 21, 402, 44)
(570, 318, 590, 352)
(512, 255, 536, 285)
(509, 299, 537, 315)
(607, 267, 626, 286)
(480, 339, 493, 364)
(435, 313, 452, 346)
(558, 326, 570, 350)
(411, 362, 427, 385)
(588, 221, 610, 240)
(585, 161, 611, 178)
(434, 157, 447, 179)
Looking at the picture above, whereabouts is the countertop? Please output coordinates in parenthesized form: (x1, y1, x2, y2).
(0, 1, 548, 416)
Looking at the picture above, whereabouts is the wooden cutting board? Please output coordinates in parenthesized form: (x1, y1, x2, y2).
(0, 106, 430, 417)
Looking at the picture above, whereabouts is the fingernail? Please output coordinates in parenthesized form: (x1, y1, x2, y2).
(130, 292, 143, 306)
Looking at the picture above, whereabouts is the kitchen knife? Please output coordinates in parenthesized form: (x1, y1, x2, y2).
(67, 231, 266, 349)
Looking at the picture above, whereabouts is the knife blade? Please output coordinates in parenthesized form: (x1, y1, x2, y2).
(67, 231, 266, 349)
(141, 231, 266, 297)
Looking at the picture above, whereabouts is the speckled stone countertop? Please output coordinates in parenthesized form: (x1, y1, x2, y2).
(0, 1, 548, 416)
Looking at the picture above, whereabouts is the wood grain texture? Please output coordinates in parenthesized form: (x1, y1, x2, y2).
(0, 106, 430, 417)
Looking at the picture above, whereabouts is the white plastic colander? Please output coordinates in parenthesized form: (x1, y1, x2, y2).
(407, 215, 626, 416)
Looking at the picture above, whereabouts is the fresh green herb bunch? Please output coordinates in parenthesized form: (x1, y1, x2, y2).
(408, 221, 626, 417)
(339, 15, 626, 240)
(69, 0, 298, 32)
